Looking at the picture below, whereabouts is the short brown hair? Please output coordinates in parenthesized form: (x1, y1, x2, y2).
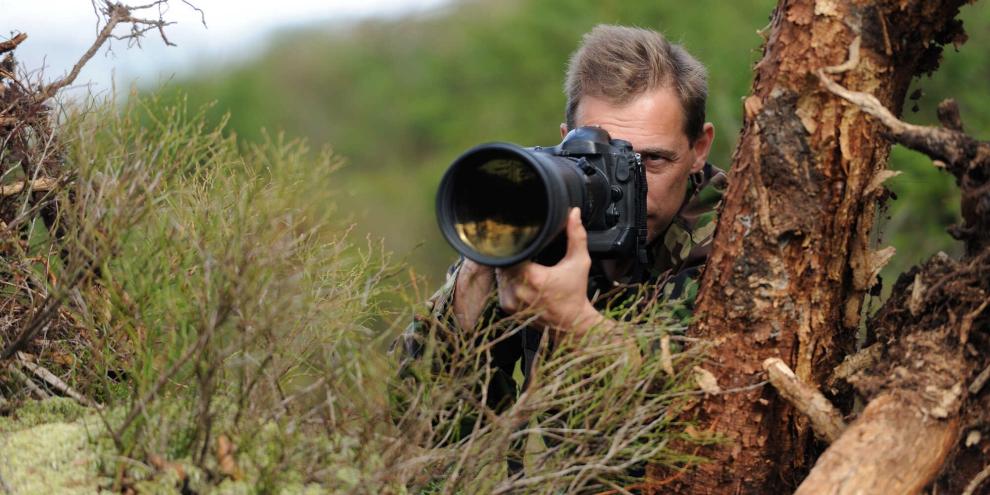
(564, 25, 708, 143)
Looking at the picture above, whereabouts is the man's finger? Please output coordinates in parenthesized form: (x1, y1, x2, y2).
(498, 261, 531, 283)
(563, 207, 590, 264)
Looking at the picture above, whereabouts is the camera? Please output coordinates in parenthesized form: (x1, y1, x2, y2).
(436, 126, 648, 267)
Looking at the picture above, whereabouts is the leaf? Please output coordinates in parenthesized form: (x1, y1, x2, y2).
(693, 366, 721, 395)
(866, 246, 897, 284)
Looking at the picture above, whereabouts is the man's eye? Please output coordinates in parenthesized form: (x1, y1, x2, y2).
(643, 154, 672, 166)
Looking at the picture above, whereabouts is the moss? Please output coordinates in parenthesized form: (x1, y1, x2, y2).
(0, 397, 89, 432)
(0, 412, 112, 494)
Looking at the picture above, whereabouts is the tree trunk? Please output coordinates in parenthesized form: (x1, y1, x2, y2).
(679, 0, 970, 492)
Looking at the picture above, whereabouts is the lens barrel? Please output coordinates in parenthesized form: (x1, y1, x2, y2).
(436, 142, 587, 267)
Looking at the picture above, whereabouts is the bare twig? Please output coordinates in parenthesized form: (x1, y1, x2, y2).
(16, 352, 99, 408)
(0, 297, 59, 361)
(36, 4, 128, 101)
(963, 463, 990, 495)
(7, 363, 50, 399)
(37, 2, 176, 102)
(817, 70, 990, 175)
(827, 343, 882, 390)
(970, 363, 990, 396)
(764, 358, 846, 443)
(0, 177, 59, 196)
(182, 0, 207, 27)
(822, 35, 861, 74)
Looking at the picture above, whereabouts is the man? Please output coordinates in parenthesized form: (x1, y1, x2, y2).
(397, 24, 725, 414)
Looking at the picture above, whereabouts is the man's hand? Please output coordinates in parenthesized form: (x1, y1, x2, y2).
(452, 258, 495, 330)
(496, 208, 604, 337)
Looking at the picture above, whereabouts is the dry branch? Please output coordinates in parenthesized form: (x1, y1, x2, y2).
(763, 358, 846, 443)
(37, 2, 176, 102)
(971, 363, 990, 396)
(0, 177, 58, 196)
(826, 343, 881, 391)
(963, 463, 990, 495)
(6, 363, 50, 399)
(16, 352, 98, 408)
(0, 33, 28, 55)
(805, 71, 990, 494)
(818, 70, 990, 173)
(795, 394, 958, 495)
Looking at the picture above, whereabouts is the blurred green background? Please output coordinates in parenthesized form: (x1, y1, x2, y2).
(150, 0, 989, 291)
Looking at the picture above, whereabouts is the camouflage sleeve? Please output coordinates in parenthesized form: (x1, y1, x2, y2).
(391, 258, 464, 368)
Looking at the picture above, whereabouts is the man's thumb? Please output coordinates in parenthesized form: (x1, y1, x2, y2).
(564, 208, 588, 259)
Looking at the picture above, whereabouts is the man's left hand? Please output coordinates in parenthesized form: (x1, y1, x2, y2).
(496, 208, 604, 336)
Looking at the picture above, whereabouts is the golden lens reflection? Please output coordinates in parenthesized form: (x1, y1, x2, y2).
(455, 219, 540, 258)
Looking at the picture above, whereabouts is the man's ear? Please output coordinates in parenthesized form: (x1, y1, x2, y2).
(690, 122, 715, 173)
(560, 123, 568, 139)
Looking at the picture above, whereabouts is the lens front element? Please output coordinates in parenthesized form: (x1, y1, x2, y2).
(451, 156, 547, 259)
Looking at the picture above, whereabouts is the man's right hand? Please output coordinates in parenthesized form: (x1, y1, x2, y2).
(452, 259, 495, 329)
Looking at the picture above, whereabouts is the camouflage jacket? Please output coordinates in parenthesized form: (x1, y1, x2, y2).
(394, 162, 727, 410)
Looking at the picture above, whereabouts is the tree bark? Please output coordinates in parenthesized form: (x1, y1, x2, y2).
(679, 0, 970, 492)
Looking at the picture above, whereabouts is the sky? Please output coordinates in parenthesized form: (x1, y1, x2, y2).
(2, 0, 451, 96)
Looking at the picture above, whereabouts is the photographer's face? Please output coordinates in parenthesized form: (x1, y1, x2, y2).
(563, 87, 714, 243)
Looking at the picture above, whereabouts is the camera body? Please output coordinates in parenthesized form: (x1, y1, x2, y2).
(436, 126, 648, 267)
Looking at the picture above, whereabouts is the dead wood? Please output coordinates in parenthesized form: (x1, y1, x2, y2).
(795, 394, 959, 495)
(0, 33, 27, 55)
(964, 463, 990, 495)
(15, 352, 99, 408)
(1, 2, 186, 367)
(826, 343, 881, 392)
(6, 363, 50, 400)
(820, 72, 990, 255)
(971, 363, 990, 396)
(0, 178, 59, 196)
(37, 2, 176, 102)
(763, 358, 846, 443)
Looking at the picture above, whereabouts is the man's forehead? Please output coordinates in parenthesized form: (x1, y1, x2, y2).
(575, 91, 687, 151)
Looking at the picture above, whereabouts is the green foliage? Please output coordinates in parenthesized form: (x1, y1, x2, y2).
(47, 94, 405, 491)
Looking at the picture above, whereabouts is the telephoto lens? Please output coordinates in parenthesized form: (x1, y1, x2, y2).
(436, 142, 586, 266)
(436, 127, 647, 268)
